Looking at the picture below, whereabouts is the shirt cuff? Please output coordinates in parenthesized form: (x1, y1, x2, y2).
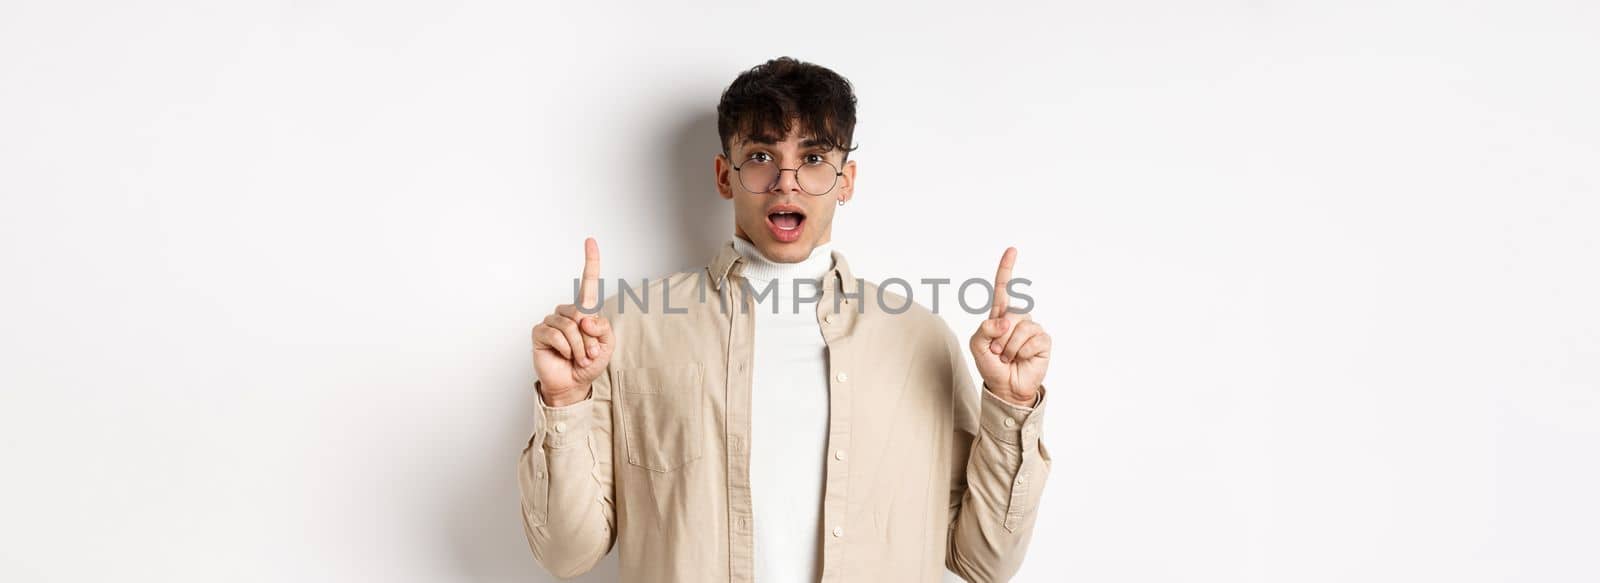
(979, 384, 1047, 447)
(533, 381, 595, 449)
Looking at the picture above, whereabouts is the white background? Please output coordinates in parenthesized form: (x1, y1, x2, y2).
(2, 1, 1596, 581)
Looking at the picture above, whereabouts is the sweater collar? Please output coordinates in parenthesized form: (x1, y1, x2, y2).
(729, 237, 834, 282)
(707, 239, 860, 298)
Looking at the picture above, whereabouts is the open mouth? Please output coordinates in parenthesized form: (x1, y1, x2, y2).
(765, 206, 807, 243)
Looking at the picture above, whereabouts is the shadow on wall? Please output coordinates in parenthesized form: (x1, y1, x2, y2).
(660, 109, 732, 274)
(441, 108, 726, 583)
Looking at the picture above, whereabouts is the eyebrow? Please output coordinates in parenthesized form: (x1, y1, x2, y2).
(742, 137, 831, 151)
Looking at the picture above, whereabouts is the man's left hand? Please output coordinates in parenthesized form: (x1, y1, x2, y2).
(970, 247, 1051, 407)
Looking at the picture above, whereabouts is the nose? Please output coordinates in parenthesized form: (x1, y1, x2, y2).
(771, 168, 804, 195)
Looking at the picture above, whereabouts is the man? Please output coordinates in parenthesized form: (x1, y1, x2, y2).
(519, 57, 1053, 582)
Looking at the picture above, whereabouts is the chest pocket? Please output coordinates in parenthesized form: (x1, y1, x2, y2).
(615, 362, 705, 472)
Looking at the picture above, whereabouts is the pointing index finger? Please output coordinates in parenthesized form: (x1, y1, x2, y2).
(990, 246, 1017, 319)
(580, 237, 601, 310)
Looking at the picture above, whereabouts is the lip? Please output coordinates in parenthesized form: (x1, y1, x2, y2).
(764, 204, 807, 243)
(766, 203, 806, 216)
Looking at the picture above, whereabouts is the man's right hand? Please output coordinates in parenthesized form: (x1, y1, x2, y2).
(531, 237, 613, 407)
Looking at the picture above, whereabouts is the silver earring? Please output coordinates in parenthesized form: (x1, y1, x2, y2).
(837, 199, 846, 206)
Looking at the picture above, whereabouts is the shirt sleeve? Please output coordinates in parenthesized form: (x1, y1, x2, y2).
(943, 324, 1053, 582)
(517, 370, 617, 578)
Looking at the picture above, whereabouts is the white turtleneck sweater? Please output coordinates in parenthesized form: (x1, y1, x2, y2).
(732, 236, 834, 583)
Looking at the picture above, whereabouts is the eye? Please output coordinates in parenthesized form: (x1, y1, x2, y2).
(748, 152, 773, 163)
(803, 153, 826, 165)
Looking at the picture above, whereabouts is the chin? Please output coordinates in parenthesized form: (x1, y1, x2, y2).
(758, 239, 814, 263)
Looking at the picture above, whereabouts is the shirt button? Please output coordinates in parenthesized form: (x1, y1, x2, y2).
(836, 372, 848, 383)
(1016, 472, 1028, 484)
(536, 470, 545, 479)
(831, 527, 843, 538)
(1003, 418, 1017, 428)
(825, 314, 836, 324)
(834, 449, 846, 461)
(554, 421, 567, 433)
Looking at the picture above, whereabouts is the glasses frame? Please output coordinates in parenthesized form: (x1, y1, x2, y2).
(728, 153, 844, 196)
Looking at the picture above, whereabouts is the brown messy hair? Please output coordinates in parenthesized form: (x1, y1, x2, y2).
(716, 56, 859, 162)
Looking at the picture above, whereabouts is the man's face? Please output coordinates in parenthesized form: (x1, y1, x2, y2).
(715, 127, 856, 263)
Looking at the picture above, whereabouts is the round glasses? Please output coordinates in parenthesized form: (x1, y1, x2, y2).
(730, 153, 843, 196)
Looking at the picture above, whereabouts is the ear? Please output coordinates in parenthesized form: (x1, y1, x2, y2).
(837, 159, 857, 204)
(714, 153, 735, 200)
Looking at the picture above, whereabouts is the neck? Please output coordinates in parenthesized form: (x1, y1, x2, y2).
(731, 237, 834, 282)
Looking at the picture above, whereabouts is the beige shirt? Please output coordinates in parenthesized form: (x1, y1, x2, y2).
(518, 241, 1053, 582)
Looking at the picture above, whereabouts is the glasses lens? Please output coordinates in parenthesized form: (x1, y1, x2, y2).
(737, 160, 778, 193)
(797, 161, 839, 195)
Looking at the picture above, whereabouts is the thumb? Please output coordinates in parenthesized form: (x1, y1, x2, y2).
(978, 317, 1009, 340)
(971, 318, 1010, 354)
(581, 316, 614, 346)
